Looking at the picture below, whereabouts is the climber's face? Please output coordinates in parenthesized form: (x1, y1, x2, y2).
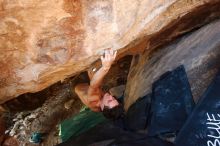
(100, 93, 119, 110)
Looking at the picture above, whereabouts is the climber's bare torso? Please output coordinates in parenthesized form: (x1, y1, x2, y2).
(75, 82, 103, 112)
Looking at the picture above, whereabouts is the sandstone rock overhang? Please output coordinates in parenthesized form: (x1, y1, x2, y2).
(0, 0, 220, 104)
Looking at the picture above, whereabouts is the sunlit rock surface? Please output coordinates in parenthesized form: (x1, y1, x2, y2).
(0, 0, 220, 103)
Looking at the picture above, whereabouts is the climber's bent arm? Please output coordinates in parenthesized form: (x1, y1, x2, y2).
(88, 49, 117, 96)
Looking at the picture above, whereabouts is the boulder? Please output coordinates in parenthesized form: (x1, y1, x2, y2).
(124, 19, 220, 111)
(0, 0, 220, 104)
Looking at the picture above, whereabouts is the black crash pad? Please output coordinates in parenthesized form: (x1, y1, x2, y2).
(175, 69, 220, 146)
(124, 94, 151, 131)
(148, 65, 195, 136)
(107, 136, 174, 146)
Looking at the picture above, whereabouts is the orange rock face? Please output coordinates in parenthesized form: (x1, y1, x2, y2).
(0, 0, 219, 104)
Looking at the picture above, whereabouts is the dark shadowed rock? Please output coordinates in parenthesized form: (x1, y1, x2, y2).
(125, 19, 220, 110)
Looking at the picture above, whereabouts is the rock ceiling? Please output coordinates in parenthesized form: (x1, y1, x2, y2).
(0, 0, 220, 104)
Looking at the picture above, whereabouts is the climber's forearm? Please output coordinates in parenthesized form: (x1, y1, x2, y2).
(89, 66, 110, 89)
(89, 48, 116, 90)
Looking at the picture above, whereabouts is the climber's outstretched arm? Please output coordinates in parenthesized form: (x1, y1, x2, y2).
(89, 49, 117, 92)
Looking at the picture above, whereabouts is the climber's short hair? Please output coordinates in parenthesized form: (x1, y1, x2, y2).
(102, 104, 124, 120)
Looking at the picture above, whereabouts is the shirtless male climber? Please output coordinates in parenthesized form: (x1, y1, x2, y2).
(74, 48, 124, 120)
